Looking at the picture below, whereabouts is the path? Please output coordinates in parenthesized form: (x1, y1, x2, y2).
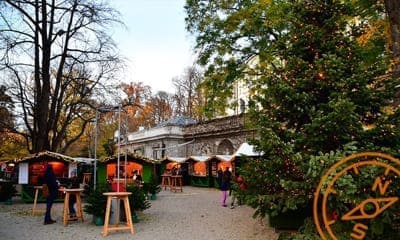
(0, 186, 279, 240)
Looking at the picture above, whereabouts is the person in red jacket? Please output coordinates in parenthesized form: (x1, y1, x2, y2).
(230, 173, 247, 209)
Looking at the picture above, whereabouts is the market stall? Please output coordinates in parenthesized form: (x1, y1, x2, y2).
(187, 156, 213, 187)
(230, 142, 263, 168)
(208, 155, 233, 188)
(100, 153, 158, 191)
(16, 151, 78, 203)
(161, 156, 189, 185)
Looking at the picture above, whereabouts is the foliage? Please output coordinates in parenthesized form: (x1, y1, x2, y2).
(172, 66, 206, 120)
(0, 85, 14, 132)
(0, 182, 17, 201)
(143, 171, 161, 195)
(186, 0, 400, 236)
(83, 183, 111, 217)
(126, 185, 151, 213)
(0, 133, 29, 161)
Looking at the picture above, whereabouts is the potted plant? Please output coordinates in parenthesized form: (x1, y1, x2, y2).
(126, 185, 150, 223)
(84, 183, 111, 226)
(0, 181, 17, 205)
(147, 172, 161, 200)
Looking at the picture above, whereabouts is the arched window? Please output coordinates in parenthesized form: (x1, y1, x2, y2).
(217, 139, 234, 155)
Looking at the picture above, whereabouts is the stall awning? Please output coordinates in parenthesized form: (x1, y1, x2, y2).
(231, 143, 263, 160)
(212, 155, 232, 162)
(186, 155, 210, 162)
(73, 157, 95, 164)
(101, 153, 158, 164)
(16, 151, 77, 163)
(162, 156, 187, 163)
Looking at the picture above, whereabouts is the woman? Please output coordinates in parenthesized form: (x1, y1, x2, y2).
(220, 167, 232, 207)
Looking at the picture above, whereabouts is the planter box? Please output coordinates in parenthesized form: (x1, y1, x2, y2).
(93, 215, 104, 226)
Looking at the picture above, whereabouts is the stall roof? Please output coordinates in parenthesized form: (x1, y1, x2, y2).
(186, 155, 210, 162)
(101, 153, 159, 164)
(16, 151, 77, 163)
(162, 156, 187, 163)
(231, 143, 263, 159)
(211, 155, 232, 162)
(73, 157, 95, 164)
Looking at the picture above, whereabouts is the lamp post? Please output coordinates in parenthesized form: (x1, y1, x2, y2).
(94, 96, 134, 191)
(94, 105, 122, 191)
(94, 110, 98, 190)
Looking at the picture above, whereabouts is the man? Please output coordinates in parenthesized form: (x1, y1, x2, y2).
(44, 164, 58, 225)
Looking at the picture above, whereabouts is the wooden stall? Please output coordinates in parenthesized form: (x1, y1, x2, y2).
(101, 153, 157, 191)
(187, 156, 213, 187)
(16, 151, 78, 203)
(230, 142, 263, 169)
(209, 155, 234, 188)
(160, 157, 189, 185)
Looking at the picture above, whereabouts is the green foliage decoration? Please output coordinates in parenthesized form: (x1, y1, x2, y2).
(84, 183, 111, 217)
(0, 182, 17, 201)
(126, 184, 150, 213)
(186, 0, 400, 237)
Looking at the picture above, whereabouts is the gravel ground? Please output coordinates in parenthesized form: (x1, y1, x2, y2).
(0, 186, 279, 240)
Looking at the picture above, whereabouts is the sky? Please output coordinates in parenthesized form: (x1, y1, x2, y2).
(112, 0, 196, 94)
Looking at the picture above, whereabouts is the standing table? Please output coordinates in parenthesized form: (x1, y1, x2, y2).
(32, 185, 44, 216)
(161, 174, 171, 190)
(59, 188, 84, 226)
(102, 192, 134, 237)
(170, 175, 183, 192)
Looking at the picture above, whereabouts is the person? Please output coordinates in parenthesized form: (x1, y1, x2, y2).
(217, 167, 223, 187)
(230, 173, 246, 209)
(171, 165, 178, 175)
(132, 170, 142, 184)
(67, 171, 80, 219)
(220, 166, 231, 207)
(43, 164, 58, 225)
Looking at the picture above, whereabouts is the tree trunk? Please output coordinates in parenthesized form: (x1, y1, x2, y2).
(384, 0, 400, 78)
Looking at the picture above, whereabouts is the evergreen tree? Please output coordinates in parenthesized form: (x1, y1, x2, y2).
(186, 0, 400, 236)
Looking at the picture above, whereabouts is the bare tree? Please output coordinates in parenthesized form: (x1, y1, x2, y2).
(172, 65, 204, 120)
(0, 0, 123, 153)
(120, 81, 152, 131)
(150, 91, 173, 124)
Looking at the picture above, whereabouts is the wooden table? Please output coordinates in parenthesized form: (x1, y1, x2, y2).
(170, 175, 183, 192)
(102, 192, 134, 237)
(59, 188, 84, 226)
(32, 185, 44, 216)
(161, 174, 171, 190)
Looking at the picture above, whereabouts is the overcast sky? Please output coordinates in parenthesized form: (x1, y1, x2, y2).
(112, 0, 196, 94)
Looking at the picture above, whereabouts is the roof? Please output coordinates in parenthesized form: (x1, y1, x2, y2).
(212, 155, 232, 162)
(186, 155, 210, 162)
(16, 151, 77, 163)
(161, 156, 188, 163)
(156, 116, 196, 127)
(232, 142, 263, 159)
(73, 157, 95, 164)
(101, 153, 160, 164)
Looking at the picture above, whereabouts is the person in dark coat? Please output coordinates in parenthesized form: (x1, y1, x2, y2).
(44, 164, 58, 224)
(220, 167, 232, 207)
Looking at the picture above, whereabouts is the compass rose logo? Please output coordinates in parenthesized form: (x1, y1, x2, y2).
(313, 152, 400, 240)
